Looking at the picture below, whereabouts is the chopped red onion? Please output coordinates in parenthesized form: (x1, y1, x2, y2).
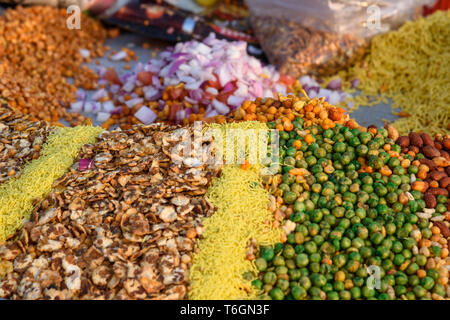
(78, 33, 286, 124)
(76, 89, 86, 102)
(134, 106, 157, 124)
(83, 101, 94, 113)
(143, 87, 160, 100)
(110, 106, 124, 115)
(79, 159, 94, 171)
(227, 95, 245, 107)
(222, 82, 235, 93)
(205, 110, 219, 118)
(326, 79, 342, 90)
(189, 89, 203, 101)
(92, 89, 107, 101)
(158, 100, 166, 110)
(351, 78, 360, 88)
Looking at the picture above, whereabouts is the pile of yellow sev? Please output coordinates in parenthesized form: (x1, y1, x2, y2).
(189, 122, 281, 300)
(0, 125, 103, 242)
(333, 10, 450, 135)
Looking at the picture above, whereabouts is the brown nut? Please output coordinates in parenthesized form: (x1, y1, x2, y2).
(428, 187, 449, 197)
(422, 145, 441, 158)
(440, 150, 450, 161)
(423, 193, 437, 208)
(409, 132, 423, 148)
(443, 138, 450, 150)
(420, 158, 436, 170)
(396, 136, 410, 148)
(433, 157, 450, 167)
(433, 221, 450, 238)
(440, 177, 450, 189)
(429, 171, 448, 181)
(420, 133, 434, 146)
(384, 123, 399, 141)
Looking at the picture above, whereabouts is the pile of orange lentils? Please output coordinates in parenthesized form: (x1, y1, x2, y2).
(232, 93, 357, 130)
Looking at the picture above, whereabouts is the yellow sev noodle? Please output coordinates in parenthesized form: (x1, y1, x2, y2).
(332, 11, 450, 135)
(189, 122, 281, 300)
(0, 125, 103, 242)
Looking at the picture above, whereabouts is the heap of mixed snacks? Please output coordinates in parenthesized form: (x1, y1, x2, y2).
(0, 105, 104, 243)
(333, 11, 450, 135)
(74, 34, 287, 129)
(0, 123, 220, 299)
(0, 6, 110, 126)
(249, 96, 449, 300)
(0, 105, 51, 184)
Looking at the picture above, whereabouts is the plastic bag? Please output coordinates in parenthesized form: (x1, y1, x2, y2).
(247, 0, 436, 77)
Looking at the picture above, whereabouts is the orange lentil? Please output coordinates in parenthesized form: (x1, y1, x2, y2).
(293, 140, 302, 149)
(304, 134, 315, 144)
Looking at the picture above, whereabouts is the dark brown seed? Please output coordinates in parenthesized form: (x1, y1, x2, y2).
(428, 187, 449, 197)
(433, 221, 450, 238)
(440, 176, 450, 189)
(408, 132, 423, 148)
(429, 171, 447, 181)
(420, 133, 434, 146)
(396, 136, 410, 148)
(423, 193, 437, 208)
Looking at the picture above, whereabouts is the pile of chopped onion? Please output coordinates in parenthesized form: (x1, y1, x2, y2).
(299, 75, 352, 106)
(73, 33, 287, 126)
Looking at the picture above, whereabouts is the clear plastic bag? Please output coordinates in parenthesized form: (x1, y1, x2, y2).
(247, 0, 436, 77)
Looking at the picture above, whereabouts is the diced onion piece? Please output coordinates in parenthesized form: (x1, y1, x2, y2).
(96, 112, 110, 123)
(92, 89, 107, 101)
(125, 98, 143, 108)
(326, 79, 342, 90)
(212, 99, 230, 115)
(79, 159, 94, 171)
(110, 51, 127, 61)
(70, 101, 84, 113)
(134, 106, 157, 124)
(79, 49, 91, 58)
(102, 101, 116, 113)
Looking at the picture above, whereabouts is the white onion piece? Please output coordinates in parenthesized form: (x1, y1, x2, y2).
(110, 51, 127, 61)
(212, 99, 229, 115)
(134, 106, 157, 124)
(227, 95, 245, 107)
(122, 81, 135, 93)
(97, 112, 110, 122)
(125, 98, 143, 108)
(205, 87, 218, 95)
(70, 101, 84, 113)
(83, 101, 94, 113)
(79, 49, 90, 58)
(102, 101, 116, 113)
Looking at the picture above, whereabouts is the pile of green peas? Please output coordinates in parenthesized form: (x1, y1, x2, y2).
(253, 120, 446, 300)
